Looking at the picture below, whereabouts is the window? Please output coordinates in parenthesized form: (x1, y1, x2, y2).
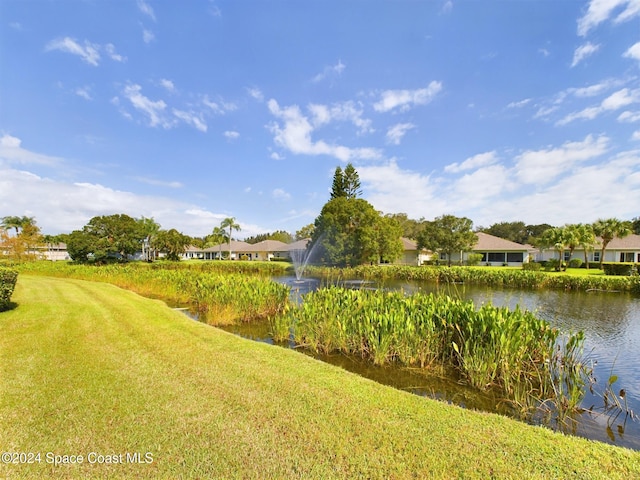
(592, 251, 600, 262)
(563, 251, 571, 262)
(487, 252, 505, 262)
(507, 252, 523, 263)
(620, 252, 634, 262)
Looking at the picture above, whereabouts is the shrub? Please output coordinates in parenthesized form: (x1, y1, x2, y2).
(0, 267, 18, 311)
(602, 263, 634, 276)
(568, 258, 583, 269)
(466, 253, 483, 266)
(522, 262, 541, 271)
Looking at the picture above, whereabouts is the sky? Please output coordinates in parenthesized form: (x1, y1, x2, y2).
(1, 0, 639, 238)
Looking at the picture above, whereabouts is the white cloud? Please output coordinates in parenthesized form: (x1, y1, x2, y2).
(557, 88, 640, 125)
(514, 134, 609, 184)
(224, 130, 240, 140)
(202, 95, 236, 114)
(0, 134, 62, 166)
(444, 151, 498, 173)
(308, 101, 373, 135)
(272, 188, 291, 200)
(247, 87, 264, 102)
(267, 99, 381, 162)
(571, 42, 600, 67)
(312, 59, 346, 83)
(623, 41, 640, 61)
(160, 79, 176, 92)
(373, 81, 443, 112)
(270, 151, 284, 161)
(45, 37, 100, 66)
(539, 48, 551, 57)
(441, 1, 453, 14)
(358, 160, 448, 218)
(75, 86, 92, 101)
(143, 29, 155, 44)
(385, 123, 415, 145)
(507, 98, 531, 109)
(122, 84, 170, 128)
(577, 0, 640, 36)
(104, 44, 126, 62)
(172, 109, 207, 132)
(134, 177, 183, 188)
(632, 130, 640, 141)
(618, 110, 640, 122)
(137, 0, 156, 21)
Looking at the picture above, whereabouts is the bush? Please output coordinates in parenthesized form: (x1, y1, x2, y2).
(0, 267, 18, 311)
(522, 262, 541, 271)
(568, 258, 583, 269)
(602, 263, 634, 276)
(466, 253, 483, 266)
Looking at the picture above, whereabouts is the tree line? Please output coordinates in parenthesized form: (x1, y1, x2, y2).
(2, 164, 639, 266)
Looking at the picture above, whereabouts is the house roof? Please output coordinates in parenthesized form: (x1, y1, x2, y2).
(242, 240, 289, 252)
(474, 232, 528, 251)
(601, 234, 640, 249)
(285, 238, 311, 251)
(202, 240, 251, 252)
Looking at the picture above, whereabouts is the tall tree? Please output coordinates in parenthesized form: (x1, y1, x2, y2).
(220, 217, 241, 260)
(311, 197, 402, 267)
(66, 214, 144, 263)
(295, 223, 315, 240)
(574, 223, 596, 269)
(540, 227, 570, 271)
(385, 213, 423, 239)
(416, 215, 477, 266)
(1, 215, 35, 235)
(592, 218, 632, 269)
(153, 229, 191, 261)
(632, 216, 640, 235)
(342, 163, 362, 199)
(330, 166, 346, 199)
(206, 226, 229, 259)
(482, 221, 527, 244)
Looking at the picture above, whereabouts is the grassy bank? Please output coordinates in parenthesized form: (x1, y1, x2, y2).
(14, 261, 289, 325)
(1, 275, 639, 478)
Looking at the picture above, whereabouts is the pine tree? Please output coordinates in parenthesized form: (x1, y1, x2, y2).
(343, 163, 362, 199)
(330, 166, 346, 199)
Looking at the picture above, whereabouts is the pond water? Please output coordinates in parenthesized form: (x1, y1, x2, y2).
(195, 275, 640, 450)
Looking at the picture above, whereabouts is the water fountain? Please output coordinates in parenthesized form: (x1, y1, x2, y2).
(289, 237, 322, 281)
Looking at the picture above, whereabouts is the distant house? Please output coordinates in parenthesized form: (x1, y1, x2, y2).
(40, 243, 71, 261)
(395, 238, 432, 266)
(536, 234, 640, 264)
(445, 232, 531, 266)
(242, 240, 289, 261)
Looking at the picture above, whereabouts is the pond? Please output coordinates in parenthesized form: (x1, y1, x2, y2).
(201, 275, 640, 450)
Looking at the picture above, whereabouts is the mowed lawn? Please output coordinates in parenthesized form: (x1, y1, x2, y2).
(1, 276, 639, 479)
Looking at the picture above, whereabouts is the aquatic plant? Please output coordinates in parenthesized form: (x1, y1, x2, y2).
(276, 286, 588, 413)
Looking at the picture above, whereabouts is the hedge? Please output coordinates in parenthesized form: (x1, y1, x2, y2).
(0, 267, 18, 311)
(602, 263, 638, 276)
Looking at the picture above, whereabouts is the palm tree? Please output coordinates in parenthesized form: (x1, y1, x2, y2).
(206, 226, 229, 260)
(592, 218, 632, 269)
(1, 215, 35, 235)
(574, 223, 596, 269)
(220, 217, 240, 260)
(540, 227, 569, 271)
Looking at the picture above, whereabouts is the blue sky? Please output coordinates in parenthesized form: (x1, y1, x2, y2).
(1, 0, 639, 238)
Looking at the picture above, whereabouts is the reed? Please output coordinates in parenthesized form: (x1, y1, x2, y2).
(277, 286, 588, 413)
(16, 262, 290, 325)
(306, 264, 640, 293)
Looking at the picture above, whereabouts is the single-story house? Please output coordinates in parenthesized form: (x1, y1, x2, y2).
(444, 232, 531, 266)
(535, 234, 640, 264)
(242, 240, 289, 261)
(395, 238, 432, 266)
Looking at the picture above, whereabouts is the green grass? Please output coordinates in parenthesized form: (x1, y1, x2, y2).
(1, 275, 640, 479)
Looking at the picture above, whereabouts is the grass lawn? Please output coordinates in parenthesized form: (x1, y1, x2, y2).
(1, 275, 639, 479)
